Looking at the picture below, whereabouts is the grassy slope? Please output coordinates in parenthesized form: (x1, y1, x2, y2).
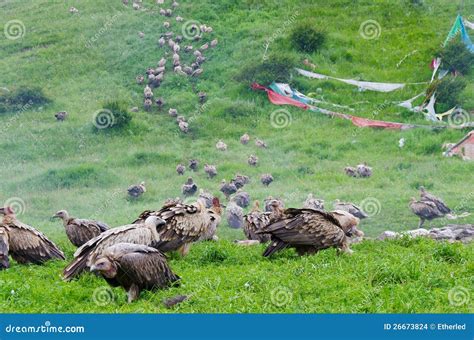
(0, 0, 473, 312)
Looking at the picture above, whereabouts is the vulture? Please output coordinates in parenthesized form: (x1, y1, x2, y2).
(176, 15, 183, 22)
(133, 198, 222, 253)
(210, 39, 218, 48)
(232, 190, 250, 208)
(240, 133, 250, 145)
(128, 181, 146, 198)
(176, 164, 185, 175)
(185, 45, 193, 53)
(226, 202, 244, 229)
(132, 2, 140, 10)
(330, 210, 364, 237)
(357, 163, 372, 178)
(255, 138, 267, 148)
(63, 216, 166, 280)
(333, 200, 368, 219)
(198, 92, 207, 103)
(419, 187, 451, 215)
(158, 37, 166, 47)
(55, 111, 68, 121)
(243, 201, 273, 243)
(0, 228, 10, 269)
(189, 159, 199, 171)
(138, 31, 145, 38)
(216, 140, 227, 151)
(144, 99, 152, 111)
(264, 196, 284, 212)
(155, 97, 165, 108)
(303, 193, 325, 211)
(204, 164, 217, 178)
(159, 8, 166, 15)
(163, 21, 171, 29)
(192, 68, 203, 77)
(136, 75, 144, 84)
(248, 154, 258, 166)
(90, 243, 180, 303)
(144, 85, 153, 99)
(0, 206, 65, 265)
(200, 43, 209, 51)
(53, 210, 109, 247)
(182, 177, 198, 196)
(220, 179, 237, 199)
(158, 57, 167, 67)
(258, 208, 354, 257)
(198, 189, 213, 208)
(232, 174, 249, 189)
(169, 108, 178, 117)
(69, 6, 79, 13)
(172, 0, 179, 8)
(178, 120, 189, 133)
(344, 166, 357, 177)
(409, 198, 444, 228)
(261, 173, 274, 186)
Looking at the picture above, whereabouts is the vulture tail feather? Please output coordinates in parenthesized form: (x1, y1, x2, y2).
(262, 239, 288, 257)
(63, 254, 89, 281)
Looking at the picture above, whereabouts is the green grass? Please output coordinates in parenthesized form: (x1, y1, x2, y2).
(0, 0, 473, 313)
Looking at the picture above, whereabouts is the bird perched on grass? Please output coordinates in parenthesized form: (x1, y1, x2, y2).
(138, 31, 145, 38)
(182, 177, 198, 196)
(216, 140, 227, 151)
(255, 138, 267, 148)
(232, 189, 250, 208)
(258, 208, 354, 257)
(409, 198, 444, 228)
(176, 164, 185, 175)
(333, 200, 368, 219)
(144, 85, 153, 99)
(63, 216, 166, 280)
(198, 189, 213, 208)
(0, 228, 9, 270)
(198, 92, 207, 103)
(248, 154, 258, 166)
(357, 163, 372, 178)
(243, 201, 272, 243)
(210, 39, 218, 48)
(303, 193, 325, 211)
(264, 196, 284, 212)
(144, 99, 152, 111)
(0, 206, 65, 266)
(189, 159, 199, 172)
(204, 164, 217, 179)
(179, 120, 189, 133)
(240, 133, 250, 144)
(344, 166, 357, 177)
(330, 210, 364, 237)
(176, 15, 183, 22)
(155, 97, 165, 109)
(168, 108, 178, 117)
(226, 202, 244, 229)
(232, 174, 249, 189)
(52, 210, 109, 247)
(91, 243, 180, 303)
(158, 37, 166, 47)
(55, 111, 68, 121)
(128, 181, 146, 198)
(136, 75, 144, 84)
(419, 187, 451, 215)
(220, 179, 237, 200)
(261, 173, 273, 186)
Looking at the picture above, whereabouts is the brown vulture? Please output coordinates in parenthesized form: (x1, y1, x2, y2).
(133, 197, 222, 254)
(0, 206, 65, 265)
(240, 133, 250, 145)
(357, 163, 372, 178)
(303, 193, 325, 210)
(220, 180, 237, 200)
(257, 208, 353, 257)
(128, 181, 146, 198)
(232, 190, 250, 208)
(63, 216, 166, 281)
(182, 177, 198, 196)
(419, 187, 451, 215)
(226, 202, 244, 229)
(409, 198, 445, 228)
(243, 201, 272, 243)
(260, 174, 273, 186)
(0, 227, 10, 269)
(90, 243, 180, 303)
(333, 200, 368, 219)
(53, 210, 109, 247)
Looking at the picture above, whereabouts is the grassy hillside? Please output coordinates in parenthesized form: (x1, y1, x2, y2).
(0, 0, 473, 313)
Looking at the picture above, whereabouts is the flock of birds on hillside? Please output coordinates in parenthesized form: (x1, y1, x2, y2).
(0, 183, 462, 303)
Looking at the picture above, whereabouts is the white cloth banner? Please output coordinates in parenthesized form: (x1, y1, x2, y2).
(464, 19, 474, 30)
(295, 68, 421, 92)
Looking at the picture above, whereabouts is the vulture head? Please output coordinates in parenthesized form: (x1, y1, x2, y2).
(0, 230, 9, 270)
(0, 206, 15, 216)
(144, 215, 166, 229)
(52, 210, 70, 223)
(90, 256, 117, 279)
(205, 198, 222, 228)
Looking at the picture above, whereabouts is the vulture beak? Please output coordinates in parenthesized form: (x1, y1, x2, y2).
(90, 265, 98, 273)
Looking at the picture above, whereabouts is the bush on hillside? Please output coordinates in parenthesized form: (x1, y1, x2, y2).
(93, 100, 132, 131)
(438, 40, 474, 75)
(235, 54, 297, 85)
(290, 23, 326, 53)
(426, 76, 467, 112)
(0, 87, 50, 113)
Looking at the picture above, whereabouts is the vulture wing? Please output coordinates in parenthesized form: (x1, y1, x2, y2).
(243, 211, 271, 243)
(66, 219, 109, 247)
(410, 200, 443, 220)
(3, 220, 65, 264)
(420, 192, 451, 214)
(260, 208, 346, 257)
(0, 227, 9, 269)
(63, 223, 156, 281)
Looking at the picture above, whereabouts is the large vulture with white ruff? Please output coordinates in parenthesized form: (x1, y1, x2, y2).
(0, 206, 65, 265)
(333, 200, 368, 219)
(91, 243, 180, 303)
(53, 210, 109, 247)
(257, 208, 353, 257)
(63, 216, 166, 281)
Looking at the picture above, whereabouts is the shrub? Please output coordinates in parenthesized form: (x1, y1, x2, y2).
(426, 76, 467, 112)
(235, 54, 297, 85)
(0, 87, 50, 113)
(290, 23, 326, 53)
(438, 40, 474, 75)
(93, 100, 132, 131)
